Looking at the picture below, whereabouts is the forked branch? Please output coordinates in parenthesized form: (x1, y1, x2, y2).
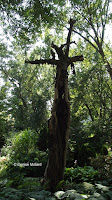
(25, 19, 84, 66)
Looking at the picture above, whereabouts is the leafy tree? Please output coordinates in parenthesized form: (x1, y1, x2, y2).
(69, 0, 112, 79)
(69, 40, 112, 165)
(0, 42, 12, 145)
(2, 45, 54, 131)
(0, 0, 67, 49)
(0, 85, 8, 147)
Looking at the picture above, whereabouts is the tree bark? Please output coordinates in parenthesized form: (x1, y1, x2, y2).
(44, 62, 70, 191)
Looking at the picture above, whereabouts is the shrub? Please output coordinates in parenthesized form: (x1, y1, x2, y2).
(1, 129, 48, 178)
(64, 166, 99, 183)
(67, 141, 96, 167)
(0, 155, 9, 179)
(10, 129, 38, 161)
(90, 155, 112, 179)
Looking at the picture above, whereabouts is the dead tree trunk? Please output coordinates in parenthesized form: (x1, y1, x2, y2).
(44, 63, 70, 191)
(25, 19, 84, 191)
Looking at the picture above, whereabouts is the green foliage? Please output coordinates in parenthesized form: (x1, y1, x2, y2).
(0, 157, 8, 179)
(0, 43, 54, 132)
(17, 177, 41, 190)
(69, 41, 112, 168)
(11, 129, 37, 159)
(0, 84, 10, 146)
(0, 0, 67, 48)
(1, 129, 48, 178)
(0, 0, 112, 195)
(0, 181, 112, 200)
(0, 186, 54, 200)
(64, 166, 99, 183)
(5, 173, 25, 188)
(54, 191, 65, 199)
(54, 190, 87, 199)
(2, 129, 37, 158)
(91, 154, 112, 179)
(56, 180, 65, 191)
(67, 140, 96, 167)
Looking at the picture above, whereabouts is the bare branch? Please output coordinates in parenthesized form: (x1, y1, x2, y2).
(68, 55, 84, 64)
(61, 41, 77, 49)
(25, 58, 59, 65)
(65, 19, 76, 57)
(51, 42, 64, 59)
(73, 30, 99, 51)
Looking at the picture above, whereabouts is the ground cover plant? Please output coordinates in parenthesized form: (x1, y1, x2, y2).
(1, 137, 112, 200)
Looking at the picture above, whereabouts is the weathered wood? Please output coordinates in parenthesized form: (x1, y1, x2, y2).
(25, 19, 84, 191)
(25, 58, 59, 65)
(44, 64, 70, 191)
